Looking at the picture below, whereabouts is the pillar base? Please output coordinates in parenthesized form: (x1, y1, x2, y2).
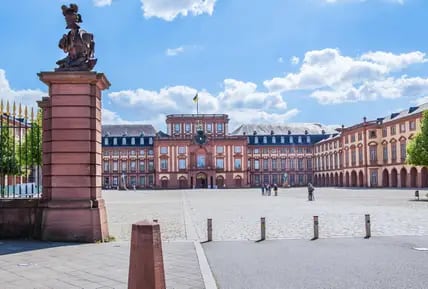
(41, 199, 109, 242)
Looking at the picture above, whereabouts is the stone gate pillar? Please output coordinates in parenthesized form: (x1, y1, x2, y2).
(38, 71, 110, 242)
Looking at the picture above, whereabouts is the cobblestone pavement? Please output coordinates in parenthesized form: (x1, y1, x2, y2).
(0, 240, 205, 289)
(103, 187, 428, 241)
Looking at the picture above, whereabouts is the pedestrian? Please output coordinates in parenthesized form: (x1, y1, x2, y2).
(261, 184, 265, 196)
(273, 184, 278, 196)
(307, 182, 315, 201)
(267, 184, 271, 196)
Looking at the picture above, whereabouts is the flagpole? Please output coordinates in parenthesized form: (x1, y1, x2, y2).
(197, 98, 199, 115)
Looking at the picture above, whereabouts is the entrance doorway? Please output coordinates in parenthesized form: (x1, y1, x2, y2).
(216, 176, 224, 188)
(196, 173, 208, 188)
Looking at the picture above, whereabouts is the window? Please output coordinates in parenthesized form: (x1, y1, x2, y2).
(130, 176, 136, 186)
(234, 146, 242, 153)
(382, 128, 387, 138)
(369, 130, 377, 139)
(351, 150, 356, 165)
(298, 136, 302, 143)
(272, 136, 276, 144)
(289, 174, 295, 186)
(104, 177, 109, 186)
(307, 159, 312, 170)
(334, 154, 338, 169)
(409, 120, 416, 131)
(148, 160, 154, 171)
(306, 136, 311, 143)
(113, 138, 117, 145)
(358, 148, 363, 164)
(113, 176, 118, 186)
(391, 143, 397, 161)
(289, 159, 295, 169)
(400, 142, 406, 161)
(298, 147, 303, 154)
(149, 138, 153, 145)
(248, 160, 251, 169)
(139, 161, 145, 172)
(351, 134, 356, 142)
(113, 160, 118, 172)
(121, 161, 127, 172)
(122, 138, 127, 145)
(178, 147, 186, 154)
(358, 133, 362, 141)
(289, 147, 295, 153)
(254, 159, 260, 170)
(263, 136, 267, 144)
(207, 123, 212, 133)
(216, 146, 224, 154)
(370, 146, 377, 162)
(185, 123, 191, 133)
(120, 150, 127, 156)
(130, 160, 136, 172)
(272, 159, 277, 170)
(345, 152, 349, 167)
(289, 136, 294, 143)
(390, 125, 396, 135)
(139, 149, 145, 156)
(248, 148, 252, 154)
(148, 149, 154, 155)
(263, 159, 269, 170)
(255, 137, 259, 144)
(103, 151, 110, 156)
(130, 150, 136, 156)
(383, 145, 388, 162)
(298, 159, 304, 170)
(139, 176, 146, 186)
(281, 136, 285, 143)
(254, 148, 259, 154)
(160, 147, 168, 154)
(271, 148, 277, 154)
(179, 159, 186, 169)
(262, 148, 268, 154)
(281, 159, 287, 170)
(298, 174, 304, 185)
(131, 138, 135, 145)
(148, 175, 154, 186)
(160, 159, 168, 170)
(104, 138, 109, 145)
(174, 123, 181, 133)
(103, 161, 109, 173)
(140, 137, 145, 145)
(254, 175, 261, 185)
(234, 159, 242, 169)
(217, 123, 223, 132)
(197, 155, 206, 168)
(400, 123, 406, 133)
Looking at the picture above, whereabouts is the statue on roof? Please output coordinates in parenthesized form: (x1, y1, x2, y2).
(55, 4, 97, 71)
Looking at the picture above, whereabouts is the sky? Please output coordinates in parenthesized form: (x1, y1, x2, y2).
(1, 0, 428, 131)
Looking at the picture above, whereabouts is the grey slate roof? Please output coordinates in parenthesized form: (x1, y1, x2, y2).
(231, 123, 340, 135)
(102, 124, 157, 137)
(382, 102, 428, 123)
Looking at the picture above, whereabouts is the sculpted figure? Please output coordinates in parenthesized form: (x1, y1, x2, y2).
(56, 4, 97, 71)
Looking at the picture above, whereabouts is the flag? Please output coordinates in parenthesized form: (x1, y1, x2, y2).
(193, 93, 199, 103)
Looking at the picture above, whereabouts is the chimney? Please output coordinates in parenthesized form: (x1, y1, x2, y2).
(363, 116, 367, 123)
(253, 131, 257, 136)
(305, 130, 308, 135)
(288, 130, 291, 135)
(322, 130, 325, 135)
(270, 130, 274, 135)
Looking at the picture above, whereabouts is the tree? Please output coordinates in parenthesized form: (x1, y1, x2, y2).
(407, 110, 428, 166)
(0, 118, 20, 197)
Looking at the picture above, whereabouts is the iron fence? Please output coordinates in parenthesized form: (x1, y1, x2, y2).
(0, 100, 42, 199)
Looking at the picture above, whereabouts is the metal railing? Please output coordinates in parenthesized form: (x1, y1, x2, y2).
(0, 100, 42, 199)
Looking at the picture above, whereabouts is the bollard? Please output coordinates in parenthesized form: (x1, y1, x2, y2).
(207, 218, 213, 242)
(365, 214, 371, 239)
(415, 190, 420, 201)
(260, 217, 266, 241)
(312, 216, 319, 240)
(128, 220, 166, 289)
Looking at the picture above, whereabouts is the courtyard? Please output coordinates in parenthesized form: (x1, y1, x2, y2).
(104, 187, 428, 242)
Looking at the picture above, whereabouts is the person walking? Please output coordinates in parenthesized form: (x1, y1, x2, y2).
(273, 184, 278, 196)
(307, 182, 315, 201)
(261, 184, 265, 196)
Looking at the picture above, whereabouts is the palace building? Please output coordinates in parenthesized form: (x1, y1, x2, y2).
(101, 103, 428, 189)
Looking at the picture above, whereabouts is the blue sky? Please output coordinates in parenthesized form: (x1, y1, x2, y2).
(1, 0, 428, 131)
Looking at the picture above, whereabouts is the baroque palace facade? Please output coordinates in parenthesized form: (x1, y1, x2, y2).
(101, 103, 428, 189)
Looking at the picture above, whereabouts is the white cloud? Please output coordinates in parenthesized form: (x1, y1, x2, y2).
(93, 0, 112, 7)
(166, 46, 185, 56)
(107, 79, 297, 130)
(290, 56, 300, 65)
(0, 69, 45, 112)
(277, 57, 284, 63)
(324, 0, 404, 4)
(264, 48, 428, 104)
(412, 96, 428, 106)
(141, 0, 216, 21)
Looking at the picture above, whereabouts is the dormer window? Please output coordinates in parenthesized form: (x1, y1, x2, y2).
(306, 135, 311, 143)
(289, 136, 293, 143)
(140, 137, 145, 145)
(263, 136, 267, 144)
(149, 137, 153, 145)
(255, 137, 259, 144)
(281, 136, 285, 143)
(122, 138, 127, 145)
(113, 138, 117, 145)
(272, 136, 276, 144)
(185, 123, 191, 133)
(207, 123, 212, 133)
(131, 137, 135, 145)
(174, 123, 180, 133)
(298, 136, 302, 143)
(104, 138, 109, 146)
(217, 123, 224, 133)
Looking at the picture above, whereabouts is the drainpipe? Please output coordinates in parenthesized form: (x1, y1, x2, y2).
(363, 117, 368, 187)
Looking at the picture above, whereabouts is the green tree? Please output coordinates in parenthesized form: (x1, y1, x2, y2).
(407, 110, 428, 166)
(0, 120, 20, 197)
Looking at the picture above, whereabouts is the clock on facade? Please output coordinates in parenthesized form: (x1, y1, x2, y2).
(194, 130, 207, 145)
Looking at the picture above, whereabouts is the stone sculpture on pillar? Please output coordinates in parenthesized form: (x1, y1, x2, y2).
(37, 3, 109, 242)
(56, 4, 97, 71)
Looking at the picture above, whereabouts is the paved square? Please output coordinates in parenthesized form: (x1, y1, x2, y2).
(104, 187, 428, 241)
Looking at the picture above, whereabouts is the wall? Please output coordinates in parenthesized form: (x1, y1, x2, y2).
(0, 199, 42, 239)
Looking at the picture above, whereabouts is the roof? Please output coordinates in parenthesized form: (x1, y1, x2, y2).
(231, 123, 340, 135)
(382, 102, 428, 123)
(102, 124, 157, 137)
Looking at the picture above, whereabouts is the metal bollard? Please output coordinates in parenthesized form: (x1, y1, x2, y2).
(365, 214, 371, 239)
(415, 190, 420, 200)
(260, 217, 266, 241)
(312, 216, 319, 240)
(207, 218, 213, 242)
